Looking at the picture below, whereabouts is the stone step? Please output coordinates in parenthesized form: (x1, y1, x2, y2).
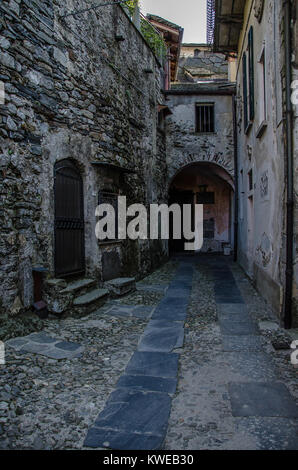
(73, 288, 109, 315)
(60, 278, 96, 295)
(105, 278, 136, 297)
(74, 288, 109, 306)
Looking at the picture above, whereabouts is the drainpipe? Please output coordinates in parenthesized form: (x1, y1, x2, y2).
(232, 93, 239, 262)
(284, 0, 294, 329)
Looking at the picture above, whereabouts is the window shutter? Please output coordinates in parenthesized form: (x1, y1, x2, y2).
(242, 52, 248, 129)
(248, 26, 255, 121)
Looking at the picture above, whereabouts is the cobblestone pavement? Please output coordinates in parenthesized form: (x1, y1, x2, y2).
(0, 256, 297, 450)
(0, 260, 177, 450)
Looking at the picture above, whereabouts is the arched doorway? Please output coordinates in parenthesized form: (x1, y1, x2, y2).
(169, 162, 234, 254)
(54, 159, 85, 277)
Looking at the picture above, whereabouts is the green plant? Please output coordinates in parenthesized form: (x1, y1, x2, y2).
(123, 1, 167, 62)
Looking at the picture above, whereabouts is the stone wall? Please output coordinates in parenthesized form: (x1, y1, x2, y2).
(292, 2, 298, 327)
(0, 0, 168, 314)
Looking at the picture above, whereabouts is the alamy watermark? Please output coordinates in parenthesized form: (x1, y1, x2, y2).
(291, 80, 298, 105)
(0, 81, 4, 105)
(291, 340, 298, 365)
(95, 197, 204, 251)
(0, 341, 5, 365)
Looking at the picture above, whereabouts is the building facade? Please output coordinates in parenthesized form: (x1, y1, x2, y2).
(0, 0, 170, 315)
(166, 43, 236, 253)
(210, 0, 298, 327)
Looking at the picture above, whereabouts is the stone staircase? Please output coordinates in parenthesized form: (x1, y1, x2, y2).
(44, 278, 109, 317)
(44, 276, 136, 316)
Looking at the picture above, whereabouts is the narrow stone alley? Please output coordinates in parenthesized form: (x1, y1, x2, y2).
(1, 256, 297, 450)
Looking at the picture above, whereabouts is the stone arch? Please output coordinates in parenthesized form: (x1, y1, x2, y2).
(168, 155, 235, 191)
(168, 160, 235, 253)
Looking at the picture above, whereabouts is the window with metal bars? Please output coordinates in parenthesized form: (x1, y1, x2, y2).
(195, 103, 215, 133)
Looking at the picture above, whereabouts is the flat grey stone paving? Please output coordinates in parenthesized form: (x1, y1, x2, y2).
(217, 303, 248, 314)
(234, 417, 298, 450)
(224, 352, 278, 382)
(217, 312, 252, 323)
(93, 389, 172, 436)
(222, 335, 266, 352)
(152, 298, 188, 321)
(125, 351, 179, 378)
(6, 333, 84, 359)
(166, 288, 192, 298)
(29, 332, 58, 344)
(84, 428, 163, 450)
(215, 296, 245, 304)
(219, 320, 259, 336)
(104, 304, 154, 319)
(137, 283, 169, 294)
(229, 382, 298, 418)
(84, 263, 191, 450)
(138, 320, 184, 353)
(116, 374, 177, 394)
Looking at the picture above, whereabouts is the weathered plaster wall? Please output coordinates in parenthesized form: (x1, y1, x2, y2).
(165, 88, 235, 252)
(235, 0, 286, 317)
(165, 91, 235, 183)
(0, 0, 168, 314)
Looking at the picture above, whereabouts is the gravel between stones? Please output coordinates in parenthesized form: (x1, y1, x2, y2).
(0, 260, 177, 450)
(163, 259, 298, 450)
(0, 258, 297, 450)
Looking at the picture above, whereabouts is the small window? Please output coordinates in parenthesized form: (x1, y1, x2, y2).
(242, 52, 248, 130)
(248, 170, 253, 192)
(197, 191, 215, 204)
(196, 103, 215, 133)
(248, 26, 255, 121)
(157, 109, 165, 131)
(242, 26, 255, 131)
(204, 218, 215, 239)
(194, 49, 200, 57)
(257, 46, 267, 133)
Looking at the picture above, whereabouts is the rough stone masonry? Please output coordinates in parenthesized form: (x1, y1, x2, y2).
(0, 0, 169, 316)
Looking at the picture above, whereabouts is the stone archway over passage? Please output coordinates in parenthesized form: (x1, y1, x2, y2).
(168, 162, 235, 254)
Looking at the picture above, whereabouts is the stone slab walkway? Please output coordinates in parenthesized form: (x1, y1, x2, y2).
(6, 332, 84, 360)
(212, 259, 298, 447)
(164, 256, 298, 450)
(84, 263, 193, 450)
(1, 256, 297, 450)
(103, 303, 154, 320)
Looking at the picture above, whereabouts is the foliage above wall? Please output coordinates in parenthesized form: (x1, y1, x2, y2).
(123, 1, 167, 63)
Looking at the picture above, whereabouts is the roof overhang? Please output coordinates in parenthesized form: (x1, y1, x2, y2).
(213, 0, 246, 53)
(147, 14, 184, 82)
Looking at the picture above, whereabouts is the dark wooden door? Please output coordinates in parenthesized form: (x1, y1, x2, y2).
(54, 160, 85, 277)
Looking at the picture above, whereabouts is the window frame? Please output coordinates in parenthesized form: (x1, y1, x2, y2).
(195, 102, 215, 134)
(256, 44, 268, 138)
(242, 26, 255, 134)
